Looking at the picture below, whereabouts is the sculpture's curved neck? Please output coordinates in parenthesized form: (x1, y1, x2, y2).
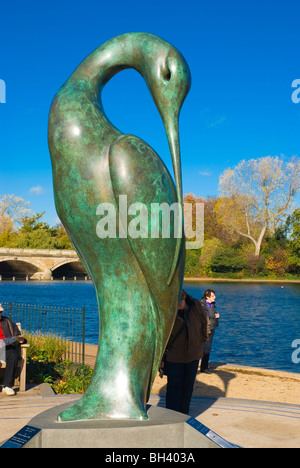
(70, 34, 146, 94)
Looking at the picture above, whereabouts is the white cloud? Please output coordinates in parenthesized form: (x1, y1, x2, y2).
(208, 116, 226, 128)
(198, 170, 212, 177)
(29, 185, 46, 196)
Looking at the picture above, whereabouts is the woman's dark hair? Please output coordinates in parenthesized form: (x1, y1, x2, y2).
(204, 289, 215, 298)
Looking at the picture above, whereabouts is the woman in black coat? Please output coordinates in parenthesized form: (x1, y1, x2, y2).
(163, 290, 209, 414)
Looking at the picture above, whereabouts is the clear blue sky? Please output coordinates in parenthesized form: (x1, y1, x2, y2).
(0, 0, 300, 225)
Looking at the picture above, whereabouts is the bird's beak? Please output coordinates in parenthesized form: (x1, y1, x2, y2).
(163, 114, 185, 285)
(164, 114, 182, 207)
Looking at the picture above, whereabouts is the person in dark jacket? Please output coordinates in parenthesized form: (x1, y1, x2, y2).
(200, 289, 219, 374)
(163, 290, 209, 414)
(0, 304, 26, 395)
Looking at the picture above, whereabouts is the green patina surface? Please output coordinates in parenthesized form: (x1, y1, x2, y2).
(48, 33, 191, 422)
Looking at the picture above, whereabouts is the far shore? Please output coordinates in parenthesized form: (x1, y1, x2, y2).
(184, 277, 300, 283)
(0, 276, 299, 283)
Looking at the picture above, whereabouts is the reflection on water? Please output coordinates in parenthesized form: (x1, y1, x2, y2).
(0, 280, 299, 373)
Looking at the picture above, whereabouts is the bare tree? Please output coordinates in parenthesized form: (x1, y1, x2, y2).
(0, 194, 31, 233)
(216, 156, 300, 256)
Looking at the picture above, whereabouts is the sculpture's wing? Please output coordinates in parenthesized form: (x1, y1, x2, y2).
(109, 134, 183, 296)
(112, 134, 186, 397)
(109, 134, 185, 393)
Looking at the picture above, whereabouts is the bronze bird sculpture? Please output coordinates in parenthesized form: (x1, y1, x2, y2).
(48, 32, 191, 421)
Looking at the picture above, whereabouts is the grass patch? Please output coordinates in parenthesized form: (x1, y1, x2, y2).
(25, 332, 68, 362)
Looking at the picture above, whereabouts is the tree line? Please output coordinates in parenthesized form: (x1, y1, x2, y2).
(1, 155, 299, 279)
(0, 196, 72, 250)
(184, 194, 300, 278)
(184, 155, 300, 278)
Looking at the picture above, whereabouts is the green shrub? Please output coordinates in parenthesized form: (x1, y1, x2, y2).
(185, 248, 202, 277)
(52, 360, 93, 394)
(210, 247, 246, 273)
(26, 357, 92, 394)
(246, 255, 266, 276)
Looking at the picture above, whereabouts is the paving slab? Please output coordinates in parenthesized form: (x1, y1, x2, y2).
(1, 385, 300, 448)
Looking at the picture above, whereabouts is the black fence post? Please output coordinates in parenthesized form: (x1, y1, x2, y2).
(4, 301, 86, 365)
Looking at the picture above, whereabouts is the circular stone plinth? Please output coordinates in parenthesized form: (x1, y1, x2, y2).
(23, 402, 220, 448)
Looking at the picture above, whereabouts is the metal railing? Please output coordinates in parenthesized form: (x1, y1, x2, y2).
(3, 301, 86, 365)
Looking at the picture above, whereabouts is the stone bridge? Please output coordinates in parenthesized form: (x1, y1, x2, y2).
(0, 248, 88, 280)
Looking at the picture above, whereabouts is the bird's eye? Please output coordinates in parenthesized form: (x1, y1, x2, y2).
(163, 68, 172, 82)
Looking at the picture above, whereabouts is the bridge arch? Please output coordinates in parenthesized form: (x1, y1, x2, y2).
(0, 258, 43, 279)
(0, 248, 88, 280)
(51, 260, 87, 279)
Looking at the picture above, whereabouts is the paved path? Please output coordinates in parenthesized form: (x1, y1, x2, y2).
(1, 385, 300, 448)
(152, 394, 300, 448)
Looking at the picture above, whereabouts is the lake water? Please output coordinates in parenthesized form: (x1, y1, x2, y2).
(0, 280, 299, 373)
